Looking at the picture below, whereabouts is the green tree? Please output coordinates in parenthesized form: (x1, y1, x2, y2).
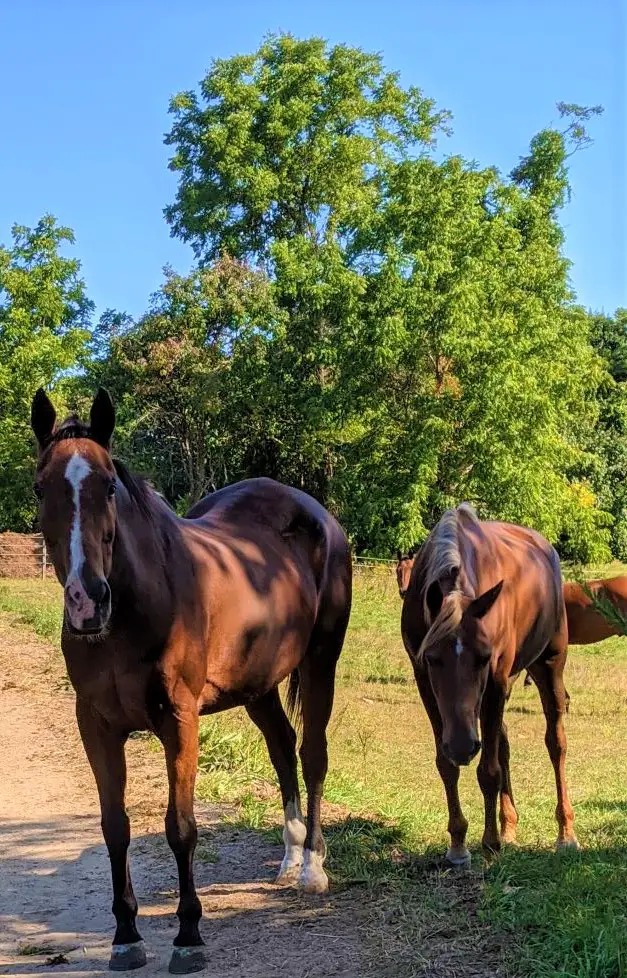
(165, 34, 608, 558)
(165, 33, 448, 502)
(0, 216, 93, 530)
(335, 123, 610, 559)
(587, 309, 627, 558)
(94, 257, 279, 508)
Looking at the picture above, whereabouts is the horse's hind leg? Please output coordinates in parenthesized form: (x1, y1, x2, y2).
(528, 645, 578, 849)
(76, 699, 146, 971)
(295, 648, 339, 894)
(246, 688, 305, 883)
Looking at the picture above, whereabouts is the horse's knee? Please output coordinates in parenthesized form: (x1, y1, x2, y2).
(165, 808, 197, 853)
(477, 762, 501, 796)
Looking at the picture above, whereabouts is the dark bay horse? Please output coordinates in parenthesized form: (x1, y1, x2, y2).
(31, 389, 352, 974)
(401, 504, 578, 866)
(564, 577, 627, 644)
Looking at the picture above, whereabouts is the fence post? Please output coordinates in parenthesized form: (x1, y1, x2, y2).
(42, 537, 47, 580)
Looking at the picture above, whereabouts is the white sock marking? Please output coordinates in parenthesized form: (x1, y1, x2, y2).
(65, 453, 91, 578)
(299, 848, 329, 893)
(277, 799, 306, 880)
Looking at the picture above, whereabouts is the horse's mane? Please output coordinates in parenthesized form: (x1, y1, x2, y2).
(416, 503, 479, 662)
(113, 458, 168, 523)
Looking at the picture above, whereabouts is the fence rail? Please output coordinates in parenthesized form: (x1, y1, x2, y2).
(0, 533, 395, 580)
(0, 533, 49, 579)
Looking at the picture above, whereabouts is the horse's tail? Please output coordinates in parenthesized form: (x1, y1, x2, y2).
(286, 669, 302, 732)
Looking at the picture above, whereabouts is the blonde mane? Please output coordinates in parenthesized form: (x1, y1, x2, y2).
(416, 504, 478, 662)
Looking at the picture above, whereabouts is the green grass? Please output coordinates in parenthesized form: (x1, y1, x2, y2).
(0, 578, 63, 643)
(3, 565, 627, 976)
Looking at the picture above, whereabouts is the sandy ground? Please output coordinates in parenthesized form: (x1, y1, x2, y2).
(0, 614, 506, 978)
(0, 618, 378, 978)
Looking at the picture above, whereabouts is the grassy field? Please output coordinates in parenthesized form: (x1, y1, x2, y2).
(2, 565, 627, 977)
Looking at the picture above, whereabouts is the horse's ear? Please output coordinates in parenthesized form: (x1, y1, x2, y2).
(90, 388, 115, 449)
(396, 550, 402, 562)
(468, 580, 503, 620)
(426, 566, 459, 620)
(31, 388, 56, 449)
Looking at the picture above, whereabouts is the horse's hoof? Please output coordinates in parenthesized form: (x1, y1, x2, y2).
(298, 850, 329, 894)
(276, 859, 302, 885)
(445, 847, 471, 869)
(556, 837, 581, 851)
(168, 947, 206, 975)
(109, 941, 147, 971)
(500, 829, 518, 846)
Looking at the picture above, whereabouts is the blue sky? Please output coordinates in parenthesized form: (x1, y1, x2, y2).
(1, 0, 624, 319)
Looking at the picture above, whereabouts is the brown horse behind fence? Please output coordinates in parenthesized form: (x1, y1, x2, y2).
(401, 504, 578, 865)
(30, 388, 352, 974)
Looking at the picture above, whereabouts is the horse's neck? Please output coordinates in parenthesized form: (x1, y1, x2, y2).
(110, 496, 182, 627)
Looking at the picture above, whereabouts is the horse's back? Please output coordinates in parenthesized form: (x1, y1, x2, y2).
(186, 477, 351, 631)
(564, 575, 627, 645)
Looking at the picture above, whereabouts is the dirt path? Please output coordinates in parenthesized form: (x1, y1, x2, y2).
(0, 618, 376, 978)
(0, 615, 506, 978)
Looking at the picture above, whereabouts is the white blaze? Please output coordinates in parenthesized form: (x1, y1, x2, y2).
(65, 453, 91, 577)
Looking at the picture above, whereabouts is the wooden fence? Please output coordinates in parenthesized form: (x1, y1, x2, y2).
(0, 534, 395, 580)
(0, 532, 49, 579)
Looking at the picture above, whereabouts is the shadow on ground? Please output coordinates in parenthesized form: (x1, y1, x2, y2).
(0, 811, 510, 978)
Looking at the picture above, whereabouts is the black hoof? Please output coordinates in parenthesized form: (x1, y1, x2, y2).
(169, 947, 206, 975)
(109, 941, 147, 971)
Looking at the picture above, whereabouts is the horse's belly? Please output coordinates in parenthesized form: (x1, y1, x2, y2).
(200, 625, 308, 712)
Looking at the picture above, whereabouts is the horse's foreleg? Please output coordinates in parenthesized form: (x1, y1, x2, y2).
(528, 649, 578, 849)
(246, 688, 304, 884)
(158, 706, 204, 974)
(477, 677, 507, 856)
(416, 670, 470, 867)
(498, 719, 518, 844)
(76, 698, 146, 971)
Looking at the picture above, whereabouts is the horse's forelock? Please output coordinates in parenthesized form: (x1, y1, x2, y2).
(416, 592, 463, 663)
(414, 507, 465, 663)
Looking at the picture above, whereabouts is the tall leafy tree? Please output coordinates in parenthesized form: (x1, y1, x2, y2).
(163, 35, 608, 557)
(0, 216, 93, 530)
(587, 309, 627, 558)
(94, 257, 279, 508)
(165, 34, 449, 501)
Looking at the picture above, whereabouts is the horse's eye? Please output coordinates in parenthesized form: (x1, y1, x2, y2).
(107, 483, 116, 499)
(425, 652, 443, 668)
(33, 484, 43, 500)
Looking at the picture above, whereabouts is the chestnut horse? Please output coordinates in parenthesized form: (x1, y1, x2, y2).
(396, 549, 544, 693)
(564, 577, 627, 644)
(396, 548, 417, 598)
(31, 389, 352, 974)
(401, 504, 577, 865)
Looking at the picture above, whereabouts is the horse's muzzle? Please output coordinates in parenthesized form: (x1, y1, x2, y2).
(64, 576, 111, 636)
(443, 737, 482, 767)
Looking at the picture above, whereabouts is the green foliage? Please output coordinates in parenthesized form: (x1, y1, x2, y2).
(0, 217, 93, 530)
(586, 309, 627, 559)
(162, 34, 610, 558)
(0, 37, 612, 564)
(91, 257, 280, 502)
